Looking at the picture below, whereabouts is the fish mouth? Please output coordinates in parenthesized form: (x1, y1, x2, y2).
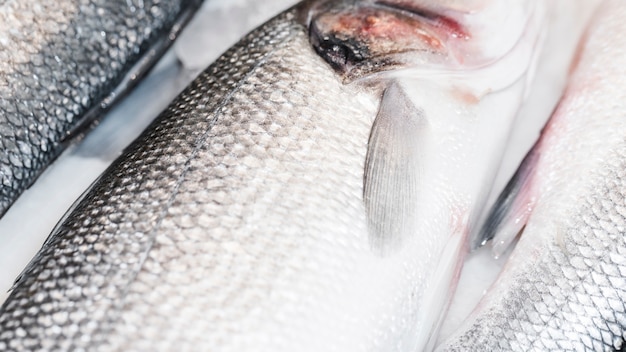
(305, 0, 469, 82)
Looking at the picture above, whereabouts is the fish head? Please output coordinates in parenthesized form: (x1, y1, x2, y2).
(299, 0, 547, 348)
(302, 0, 539, 84)
(300, 0, 546, 254)
(303, 0, 466, 83)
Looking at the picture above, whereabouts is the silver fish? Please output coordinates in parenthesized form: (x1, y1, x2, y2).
(0, 0, 544, 350)
(0, 0, 204, 217)
(439, 0, 626, 350)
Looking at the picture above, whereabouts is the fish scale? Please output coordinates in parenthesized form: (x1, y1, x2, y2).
(0, 10, 388, 351)
(439, 1, 626, 349)
(443, 147, 626, 351)
(0, 0, 202, 218)
(107, 20, 382, 351)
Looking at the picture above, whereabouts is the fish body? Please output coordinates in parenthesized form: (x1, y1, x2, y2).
(0, 0, 204, 217)
(440, 1, 626, 350)
(0, 1, 544, 351)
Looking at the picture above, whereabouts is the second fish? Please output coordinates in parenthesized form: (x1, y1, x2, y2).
(0, 0, 204, 217)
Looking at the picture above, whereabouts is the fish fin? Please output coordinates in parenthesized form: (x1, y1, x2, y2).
(472, 145, 540, 257)
(364, 83, 426, 255)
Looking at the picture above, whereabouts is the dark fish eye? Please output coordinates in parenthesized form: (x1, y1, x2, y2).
(309, 22, 368, 74)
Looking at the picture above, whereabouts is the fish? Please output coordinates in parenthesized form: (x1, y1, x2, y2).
(0, 0, 546, 350)
(438, 0, 626, 350)
(0, 0, 204, 218)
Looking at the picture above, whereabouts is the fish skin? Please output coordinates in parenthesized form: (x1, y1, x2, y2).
(0, 1, 543, 351)
(438, 1, 626, 350)
(0, 0, 204, 218)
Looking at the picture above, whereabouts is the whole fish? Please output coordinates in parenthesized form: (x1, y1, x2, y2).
(0, 0, 204, 218)
(0, 0, 545, 351)
(439, 1, 626, 350)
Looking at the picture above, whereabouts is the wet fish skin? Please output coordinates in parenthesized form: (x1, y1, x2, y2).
(0, 0, 203, 218)
(439, 1, 626, 350)
(0, 1, 543, 351)
(0, 9, 381, 351)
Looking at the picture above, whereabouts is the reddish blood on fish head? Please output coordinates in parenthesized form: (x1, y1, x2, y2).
(304, 1, 469, 82)
(376, 0, 469, 39)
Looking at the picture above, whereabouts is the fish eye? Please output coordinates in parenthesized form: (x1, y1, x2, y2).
(309, 22, 368, 74)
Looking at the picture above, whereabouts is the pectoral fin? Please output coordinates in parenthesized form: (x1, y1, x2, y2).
(473, 144, 540, 258)
(364, 83, 426, 255)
